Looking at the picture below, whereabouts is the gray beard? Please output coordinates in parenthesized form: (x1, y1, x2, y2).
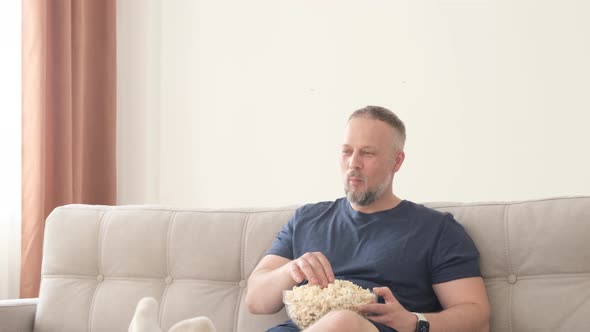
(345, 189, 379, 206)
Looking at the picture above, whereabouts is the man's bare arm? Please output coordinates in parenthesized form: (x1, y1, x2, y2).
(426, 276, 490, 332)
(246, 252, 336, 315)
(245, 255, 296, 314)
(360, 277, 490, 332)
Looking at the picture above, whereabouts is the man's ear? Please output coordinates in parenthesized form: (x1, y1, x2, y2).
(392, 151, 405, 173)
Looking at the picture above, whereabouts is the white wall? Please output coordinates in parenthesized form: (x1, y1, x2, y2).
(118, 0, 590, 208)
(117, 0, 162, 204)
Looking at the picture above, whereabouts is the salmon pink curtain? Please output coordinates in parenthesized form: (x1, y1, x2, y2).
(21, 0, 116, 298)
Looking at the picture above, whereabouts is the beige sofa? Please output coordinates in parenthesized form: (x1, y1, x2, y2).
(1, 197, 589, 332)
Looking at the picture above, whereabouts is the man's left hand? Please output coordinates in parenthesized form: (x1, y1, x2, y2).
(357, 287, 417, 332)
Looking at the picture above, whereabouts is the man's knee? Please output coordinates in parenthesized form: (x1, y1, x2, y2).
(308, 310, 376, 332)
(322, 310, 361, 325)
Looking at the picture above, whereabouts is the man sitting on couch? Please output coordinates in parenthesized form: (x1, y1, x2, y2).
(246, 106, 490, 332)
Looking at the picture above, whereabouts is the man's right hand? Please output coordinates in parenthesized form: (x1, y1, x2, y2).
(246, 253, 335, 314)
(289, 252, 335, 288)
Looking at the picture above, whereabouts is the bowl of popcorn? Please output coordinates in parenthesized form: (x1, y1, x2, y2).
(283, 279, 376, 329)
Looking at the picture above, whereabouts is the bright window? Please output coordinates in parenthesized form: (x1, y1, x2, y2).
(0, 1, 22, 300)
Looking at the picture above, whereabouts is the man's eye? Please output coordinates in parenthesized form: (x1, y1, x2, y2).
(342, 150, 352, 155)
(364, 151, 375, 156)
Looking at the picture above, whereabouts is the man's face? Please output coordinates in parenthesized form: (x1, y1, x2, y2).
(341, 117, 401, 206)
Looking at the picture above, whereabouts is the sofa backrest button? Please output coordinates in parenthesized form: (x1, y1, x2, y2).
(507, 274, 517, 284)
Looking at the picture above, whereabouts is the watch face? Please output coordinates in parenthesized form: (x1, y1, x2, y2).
(416, 321, 430, 332)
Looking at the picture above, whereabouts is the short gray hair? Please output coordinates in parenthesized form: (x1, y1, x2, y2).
(348, 105, 406, 151)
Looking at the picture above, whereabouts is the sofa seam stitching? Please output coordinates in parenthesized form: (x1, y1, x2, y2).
(503, 205, 514, 332)
(36, 275, 254, 284)
(87, 210, 109, 332)
(503, 205, 514, 275)
(234, 213, 250, 332)
(0, 304, 37, 308)
(98, 210, 108, 279)
(55, 195, 589, 212)
(56, 206, 301, 214)
(38, 271, 590, 281)
(241, 213, 250, 281)
(424, 195, 589, 208)
(158, 211, 176, 328)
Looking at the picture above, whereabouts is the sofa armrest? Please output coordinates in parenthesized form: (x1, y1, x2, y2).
(0, 298, 37, 332)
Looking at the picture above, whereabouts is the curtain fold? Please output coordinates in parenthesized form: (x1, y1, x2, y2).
(21, 0, 116, 298)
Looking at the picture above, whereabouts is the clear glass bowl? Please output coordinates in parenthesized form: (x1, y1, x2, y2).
(282, 288, 378, 329)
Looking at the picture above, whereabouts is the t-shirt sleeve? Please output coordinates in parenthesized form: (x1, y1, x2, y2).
(431, 214, 481, 284)
(265, 208, 300, 259)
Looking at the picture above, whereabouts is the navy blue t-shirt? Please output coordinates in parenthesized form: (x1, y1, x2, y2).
(267, 198, 481, 313)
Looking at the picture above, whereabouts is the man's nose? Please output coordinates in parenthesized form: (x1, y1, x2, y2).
(349, 152, 362, 169)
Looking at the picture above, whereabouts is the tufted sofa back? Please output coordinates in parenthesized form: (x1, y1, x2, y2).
(35, 197, 589, 332)
(426, 197, 590, 331)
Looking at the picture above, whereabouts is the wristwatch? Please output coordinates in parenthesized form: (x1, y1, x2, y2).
(412, 312, 430, 332)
